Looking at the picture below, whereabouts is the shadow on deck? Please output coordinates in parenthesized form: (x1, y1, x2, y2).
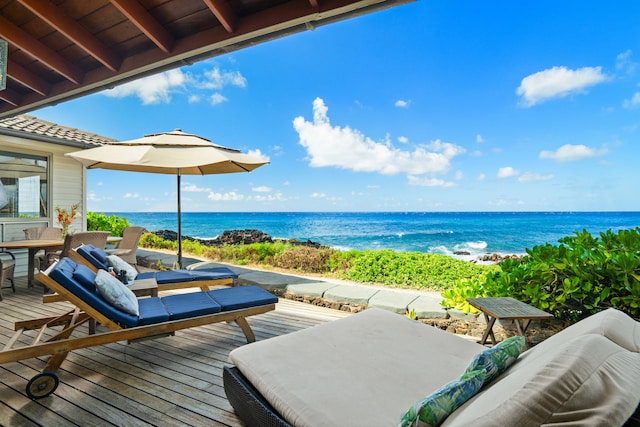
(0, 277, 349, 426)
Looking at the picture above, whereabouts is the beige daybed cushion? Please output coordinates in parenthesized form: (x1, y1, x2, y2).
(443, 333, 640, 426)
(530, 307, 640, 352)
(229, 308, 485, 427)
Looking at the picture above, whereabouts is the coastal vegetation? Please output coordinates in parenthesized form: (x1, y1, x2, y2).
(87, 212, 130, 236)
(137, 232, 496, 290)
(442, 228, 640, 320)
(89, 213, 640, 320)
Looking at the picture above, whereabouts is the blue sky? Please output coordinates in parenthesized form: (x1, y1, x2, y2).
(35, 1, 640, 213)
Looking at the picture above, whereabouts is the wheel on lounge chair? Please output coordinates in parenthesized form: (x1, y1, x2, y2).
(26, 371, 59, 399)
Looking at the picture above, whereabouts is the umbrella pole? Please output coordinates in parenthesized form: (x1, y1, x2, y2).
(177, 171, 182, 269)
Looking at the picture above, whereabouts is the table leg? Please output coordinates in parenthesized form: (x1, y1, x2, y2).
(516, 319, 532, 336)
(27, 248, 36, 288)
(480, 313, 497, 345)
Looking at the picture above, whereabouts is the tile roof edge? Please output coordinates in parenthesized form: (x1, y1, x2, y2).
(0, 114, 118, 148)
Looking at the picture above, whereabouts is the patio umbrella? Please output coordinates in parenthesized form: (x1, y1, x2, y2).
(66, 129, 269, 268)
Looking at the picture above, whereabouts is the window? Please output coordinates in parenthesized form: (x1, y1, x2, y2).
(0, 151, 49, 218)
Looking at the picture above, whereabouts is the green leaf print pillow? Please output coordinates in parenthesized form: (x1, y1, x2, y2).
(398, 369, 486, 427)
(464, 335, 526, 385)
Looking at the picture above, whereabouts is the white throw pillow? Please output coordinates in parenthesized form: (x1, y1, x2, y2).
(94, 269, 139, 316)
(107, 255, 138, 282)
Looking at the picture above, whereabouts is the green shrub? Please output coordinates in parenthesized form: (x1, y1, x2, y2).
(139, 232, 176, 250)
(442, 228, 640, 320)
(87, 212, 130, 236)
(343, 249, 497, 290)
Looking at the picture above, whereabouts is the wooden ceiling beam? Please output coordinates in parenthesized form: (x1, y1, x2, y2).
(0, 15, 84, 84)
(203, 0, 238, 33)
(18, 0, 122, 72)
(7, 60, 51, 96)
(110, 0, 174, 53)
(0, 88, 22, 106)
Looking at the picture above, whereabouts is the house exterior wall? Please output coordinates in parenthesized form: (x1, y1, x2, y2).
(0, 133, 86, 277)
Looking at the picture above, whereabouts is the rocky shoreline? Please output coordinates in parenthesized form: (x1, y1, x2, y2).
(150, 228, 519, 263)
(152, 228, 325, 249)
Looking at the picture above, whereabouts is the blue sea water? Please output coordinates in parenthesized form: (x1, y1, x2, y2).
(110, 212, 640, 260)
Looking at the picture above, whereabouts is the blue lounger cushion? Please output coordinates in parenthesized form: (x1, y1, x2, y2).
(161, 292, 222, 320)
(72, 263, 98, 292)
(138, 298, 171, 326)
(49, 258, 274, 330)
(76, 244, 110, 270)
(135, 268, 237, 284)
(136, 270, 199, 284)
(50, 258, 139, 327)
(208, 286, 278, 311)
(79, 244, 238, 283)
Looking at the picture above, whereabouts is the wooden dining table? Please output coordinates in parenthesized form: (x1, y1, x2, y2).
(0, 236, 122, 288)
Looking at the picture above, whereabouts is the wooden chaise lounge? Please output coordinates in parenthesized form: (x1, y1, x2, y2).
(0, 257, 277, 399)
(70, 243, 237, 291)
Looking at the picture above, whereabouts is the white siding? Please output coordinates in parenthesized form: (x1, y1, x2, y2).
(0, 133, 87, 277)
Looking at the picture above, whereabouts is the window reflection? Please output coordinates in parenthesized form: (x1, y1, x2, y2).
(0, 151, 48, 218)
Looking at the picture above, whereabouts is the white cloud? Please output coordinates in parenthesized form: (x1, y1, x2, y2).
(476, 134, 484, 143)
(252, 186, 272, 193)
(103, 65, 247, 105)
(254, 193, 285, 202)
(293, 98, 465, 176)
(210, 93, 228, 105)
(397, 136, 409, 144)
(104, 69, 185, 104)
(96, 181, 103, 186)
(497, 166, 519, 178)
(623, 92, 640, 108)
(311, 192, 326, 198)
(454, 170, 464, 180)
(395, 100, 409, 108)
(616, 50, 637, 73)
(539, 144, 607, 162)
(202, 67, 247, 89)
(247, 149, 271, 162)
(208, 191, 244, 201)
(407, 176, 456, 187)
(516, 66, 607, 107)
(518, 172, 554, 183)
(182, 182, 210, 192)
(477, 173, 486, 181)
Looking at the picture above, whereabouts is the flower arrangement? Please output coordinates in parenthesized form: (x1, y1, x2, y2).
(55, 203, 79, 238)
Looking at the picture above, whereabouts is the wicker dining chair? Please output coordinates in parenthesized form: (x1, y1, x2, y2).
(23, 227, 64, 271)
(0, 251, 16, 301)
(47, 231, 111, 265)
(106, 226, 145, 266)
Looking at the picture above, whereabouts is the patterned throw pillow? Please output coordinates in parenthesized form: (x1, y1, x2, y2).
(94, 269, 139, 316)
(464, 335, 526, 385)
(399, 370, 486, 427)
(107, 255, 138, 283)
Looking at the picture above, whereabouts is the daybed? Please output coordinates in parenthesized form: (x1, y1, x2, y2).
(224, 307, 640, 426)
(70, 243, 237, 291)
(0, 257, 277, 399)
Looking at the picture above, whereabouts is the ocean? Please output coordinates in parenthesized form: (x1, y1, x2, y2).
(110, 211, 640, 260)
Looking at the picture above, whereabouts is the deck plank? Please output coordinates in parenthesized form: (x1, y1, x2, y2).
(0, 279, 350, 426)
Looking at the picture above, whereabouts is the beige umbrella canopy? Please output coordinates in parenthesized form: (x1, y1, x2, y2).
(66, 129, 269, 267)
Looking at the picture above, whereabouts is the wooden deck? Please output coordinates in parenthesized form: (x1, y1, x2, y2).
(0, 278, 350, 426)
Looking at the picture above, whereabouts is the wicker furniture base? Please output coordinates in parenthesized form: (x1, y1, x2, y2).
(223, 366, 291, 427)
